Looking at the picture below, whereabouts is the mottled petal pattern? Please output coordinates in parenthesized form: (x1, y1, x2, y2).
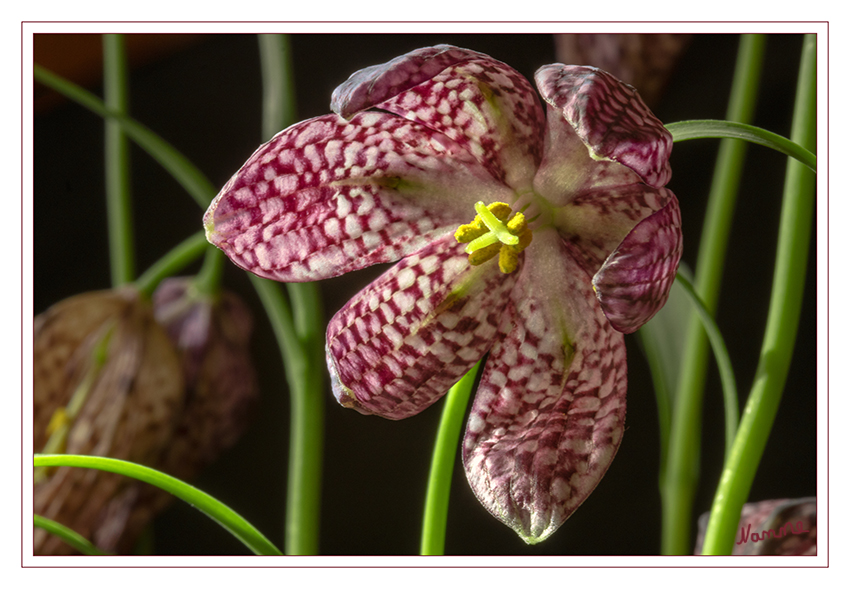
(463, 230, 627, 543)
(373, 55, 546, 189)
(327, 234, 516, 420)
(535, 64, 672, 188)
(332, 45, 484, 119)
(555, 184, 675, 277)
(592, 195, 683, 333)
(205, 111, 512, 282)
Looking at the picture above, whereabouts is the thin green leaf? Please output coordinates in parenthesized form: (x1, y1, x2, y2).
(667, 119, 816, 172)
(34, 64, 217, 208)
(33, 454, 283, 556)
(34, 514, 110, 556)
(673, 272, 740, 457)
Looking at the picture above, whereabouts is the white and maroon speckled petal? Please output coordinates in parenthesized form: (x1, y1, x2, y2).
(463, 229, 627, 543)
(535, 64, 672, 189)
(555, 185, 675, 278)
(331, 45, 485, 118)
(373, 53, 546, 190)
(592, 194, 683, 334)
(326, 234, 516, 420)
(205, 112, 512, 282)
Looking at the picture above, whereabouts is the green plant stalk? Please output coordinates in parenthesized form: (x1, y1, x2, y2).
(34, 514, 109, 556)
(34, 454, 283, 555)
(103, 34, 135, 286)
(673, 272, 739, 455)
(134, 231, 209, 298)
(667, 120, 815, 172)
(661, 34, 766, 555)
(256, 33, 326, 556)
(249, 276, 324, 555)
(700, 33, 816, 555)
(420, 362, 481, 555)
(192, 247, 226, 298)
(34, 64, 217, 209)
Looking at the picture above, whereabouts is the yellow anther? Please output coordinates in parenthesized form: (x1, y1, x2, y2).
(468, 242, 501, 266)
(455, 201, 534, 274)
(506, 212, 528, 235)
(454, 221, 488, 243)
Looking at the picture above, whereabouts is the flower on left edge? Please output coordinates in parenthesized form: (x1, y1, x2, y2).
(204, 45, 682, 543)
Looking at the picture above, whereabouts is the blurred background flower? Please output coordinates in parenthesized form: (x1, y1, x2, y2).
(694, 497, 816, 555)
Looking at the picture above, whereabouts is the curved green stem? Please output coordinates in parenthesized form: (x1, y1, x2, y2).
(700, 33, 816, 555)
(667, 120, 815, 172)
(193, 247, 226, 298)
(34, 514, 110, 555)
(34, 64, 217, 208)
(674, 273, 739, 457)
(134, 231, 209, 298)
(420, 362, 481, 555)
(34, 454, 282, 555)
(661, 34, 766, 555)
(103, 34, 135, 286)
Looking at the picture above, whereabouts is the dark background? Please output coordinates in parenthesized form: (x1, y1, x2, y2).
(33, 32, 817, 556)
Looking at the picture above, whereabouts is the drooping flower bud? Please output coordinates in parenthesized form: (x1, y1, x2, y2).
(92, 278, 259, 553)
(33, 288, 185, 555)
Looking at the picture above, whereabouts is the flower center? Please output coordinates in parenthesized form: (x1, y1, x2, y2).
(454, 201, 533, 274)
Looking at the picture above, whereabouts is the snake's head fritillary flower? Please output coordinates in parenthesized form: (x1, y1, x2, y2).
(33, 288, 184, 554)
(205, 45, 682, 544)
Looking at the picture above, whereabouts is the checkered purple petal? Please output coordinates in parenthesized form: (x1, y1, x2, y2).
(463, 229, 627, 543)
(592, 194, 683, 333)
(205, 112, 513, 282)
(535, 64, 673, 189)
(326, 234, 517, 420)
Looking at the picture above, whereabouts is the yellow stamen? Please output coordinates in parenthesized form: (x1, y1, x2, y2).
(454, 201, 533, 274)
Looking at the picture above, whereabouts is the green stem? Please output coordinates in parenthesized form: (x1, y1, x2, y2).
(249, 276, 324, 555)
(700, 33, 816, 555)
(420, 362, 481, 555)
(673, 273, 739, 457)
(258, 34, 297, 142)
(134, 231, 209, 298)
(666, 120, 815, 172)
(661, 34, 766, 555)
(256, 33, 325, 556)
(34, 454, 282, 555)
(193, 247, 226, 298)
(103, 34, 135, 286)
(34, 64, 217, 209)
(34, 514, 110, 555)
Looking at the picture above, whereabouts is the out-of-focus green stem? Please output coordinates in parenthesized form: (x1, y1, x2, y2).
(134, 231, 208, 297)
(34, 514, 109, 555)
(34, 64, 217, 209)
(661, 34, 766, 555)
(257, 34, 325, 556)
(103, 34, 135, 286)
(700, 33, 816, 555)
(420, 362, 481, 555)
